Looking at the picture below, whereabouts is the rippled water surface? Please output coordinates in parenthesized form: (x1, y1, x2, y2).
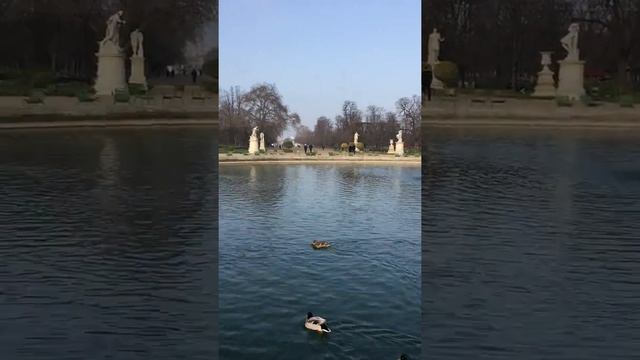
(0, 128, 217, 359)
(423, 128, 640, 359)
(220, 164, 421, 359)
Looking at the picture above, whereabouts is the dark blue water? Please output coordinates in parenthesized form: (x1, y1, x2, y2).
(0, 128, 218, 359)
(423, 128, 640, 359)
(220, 164, 421, 359)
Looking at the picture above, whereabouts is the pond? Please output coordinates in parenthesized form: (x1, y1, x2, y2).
(219, 163, 421, 359)
(0, 128, 217, 360)
(423, 127, 640, 359)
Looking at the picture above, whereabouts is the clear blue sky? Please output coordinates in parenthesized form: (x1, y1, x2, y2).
(219, 0, 420, 135)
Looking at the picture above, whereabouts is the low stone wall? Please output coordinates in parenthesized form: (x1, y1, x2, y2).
(423, 96, 640, 126)
(219, 152, 421, 164)
(0, 95, 217, 118)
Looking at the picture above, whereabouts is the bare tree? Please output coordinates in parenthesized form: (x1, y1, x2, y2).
(396, 95, 421, 147)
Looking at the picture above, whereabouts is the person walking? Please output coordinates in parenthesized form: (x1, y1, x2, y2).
(424, 66, 433, 102)
(309, 144, 313, 153)
(303, 144, 308, 153)
(191, 68, 198, 84)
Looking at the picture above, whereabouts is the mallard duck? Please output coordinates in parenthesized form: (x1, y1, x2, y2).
(311, 240, 330, 249)
(305, 312, 331, 333)
(399, 354, 409, 360)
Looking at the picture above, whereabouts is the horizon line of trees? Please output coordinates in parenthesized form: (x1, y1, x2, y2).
(424, 0, 640, 91)
(0, 0, 217, 79)
(220, 83, 421, 151)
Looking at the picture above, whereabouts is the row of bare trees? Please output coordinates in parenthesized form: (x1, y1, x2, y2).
(293, 97, 421, 150)
(219, 83, 301, 147)
(424, 0, 640, 90)
(220, 83, 421, 150)
(0, 0, 217, 79)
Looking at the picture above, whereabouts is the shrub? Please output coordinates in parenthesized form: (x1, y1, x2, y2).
(355, 142, 364, 151)
(328, 152, 336, 156)
(340, 143, 349, 151)
(282, 140, 294, 149)
(434, 61, 459, 88)
(283, 148, 293, 153)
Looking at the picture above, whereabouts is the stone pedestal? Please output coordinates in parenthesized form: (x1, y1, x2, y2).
(387, 143, 395, 154)
(128, 55, 147, 89)
(431, 76, 444, 90)
(94, 42, 126, 96)
(429, 62, 444, 90)
(557, 60, 585, 100)
(533, 53, 557, 99)
(395, 142, 404, 156)
(248, 136, 259, 154)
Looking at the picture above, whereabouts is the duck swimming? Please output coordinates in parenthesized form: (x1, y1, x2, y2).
(311, 240, 330, 249)
(305, 312, 331, 333)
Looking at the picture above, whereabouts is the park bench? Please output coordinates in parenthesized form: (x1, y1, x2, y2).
(134, 93, 155, 105)
(190, 88, 207, 103)
(161, 86, 184, 103)
(24, 91, 45, 104)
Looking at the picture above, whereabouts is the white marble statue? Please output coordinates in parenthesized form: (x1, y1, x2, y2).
(395, 130, 404, 156)
(259, 132, 266, 151)
(102, 10, 126, 47)
(533, 51, 556, 97)
(387, 139, 395, 154)
(427, 28, 445, 65)
(560, 23, 580, 61)
(353, 131, 359, 144)
(130, 29, 144, 57)
(248, 127, 259, 154)
(557, 23, 585, 100)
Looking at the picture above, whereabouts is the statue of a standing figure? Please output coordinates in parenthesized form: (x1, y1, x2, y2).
(130, 29, 144, 57)
(251, 126, 259, 138)
(102, 10, 126, 47)
(353, 131, 359, 144)
(427, 28, 445, 65)
(560, 23, 580, 61)
(396, 130, 403, 143)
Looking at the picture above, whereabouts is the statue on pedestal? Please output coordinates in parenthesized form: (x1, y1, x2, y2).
(427, 28, 445, 89)
(130, 29, 144, 57)
(248, 126, 259, 153)
(95, 10, 127, 95)
(557, 22, 585, 100)
(396, 130, 403, 143)
(102, 10, 126, 47)
(387, 139, 395, 154)
(427, 28, 444, 66)
(560, 23, 580, 61)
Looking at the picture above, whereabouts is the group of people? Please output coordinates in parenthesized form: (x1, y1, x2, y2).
(165, 65, 203, 84)
(303, 144, 314, 153)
